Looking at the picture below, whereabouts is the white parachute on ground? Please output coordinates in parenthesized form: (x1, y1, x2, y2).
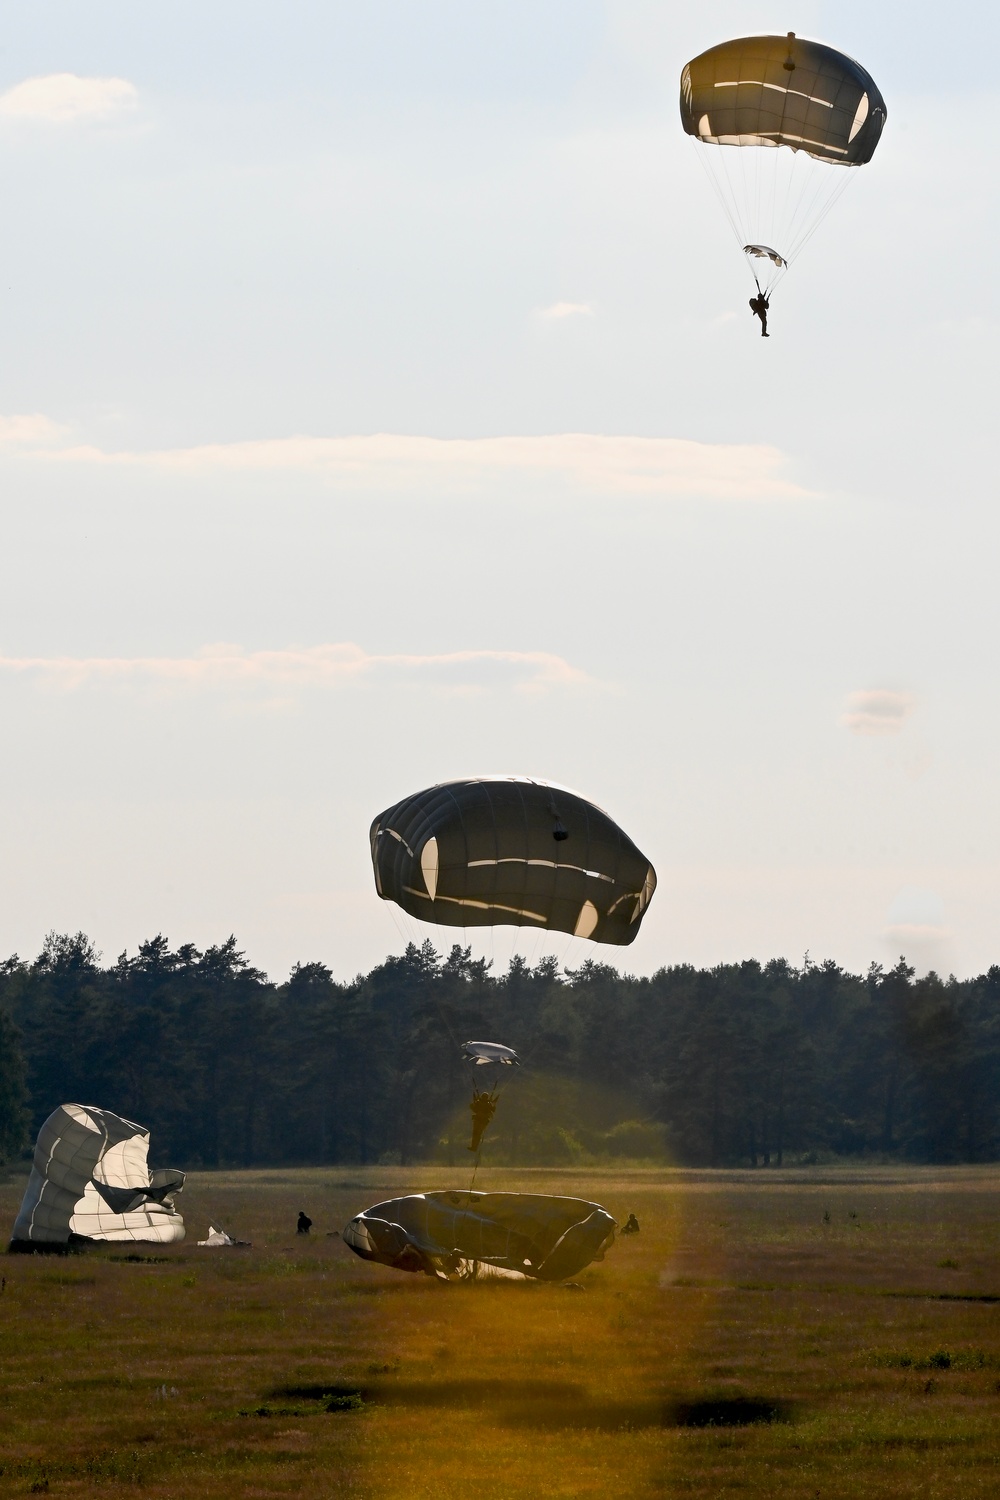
(343, 1191, 616, 1282)
(11, 1104, 185, 1247)
(462, 1041, 520, 1067)
(196, 1223, 251, 1247)
(197, 1225, 235, 1247)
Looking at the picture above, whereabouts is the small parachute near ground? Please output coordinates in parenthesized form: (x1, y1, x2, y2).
(10, 1104, 185, 1248)
(680, 32, 887, 299)
(343, 1191, 616, 1282)
(461, 1042, 520, 1152)
(371, 776, 656, 946)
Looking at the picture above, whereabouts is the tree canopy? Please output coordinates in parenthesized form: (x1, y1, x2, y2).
(3, 933, 1000, 1169)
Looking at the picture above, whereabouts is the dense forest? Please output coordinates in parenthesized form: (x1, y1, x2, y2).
(2, 931, 1000, 1170)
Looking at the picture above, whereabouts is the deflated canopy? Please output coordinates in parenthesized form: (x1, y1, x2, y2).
(370, 776, 656, 946)
(343, 1191, 616, 1282)
(462, 1041, 520, 1066)
(680, 33, 886, 165)
(198, 1225, 235, 1247)
(11, 1104, 185, 1246)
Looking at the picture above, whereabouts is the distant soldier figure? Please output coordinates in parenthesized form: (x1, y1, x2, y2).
(620, 1213, 640, 1235)
(297, 1210, 313, 1235)
(749, 291, 770, 336)
(468, 1088, 498, 1153)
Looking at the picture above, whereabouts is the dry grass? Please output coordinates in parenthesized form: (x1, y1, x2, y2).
(2, 1164, 1000, 1497)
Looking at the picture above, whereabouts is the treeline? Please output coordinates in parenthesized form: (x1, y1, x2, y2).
(2, 932, 1000, 1170)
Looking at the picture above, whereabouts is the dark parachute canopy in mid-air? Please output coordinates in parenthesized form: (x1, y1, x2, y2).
(370, 776, 656, 946)
(680, 33, 886, 295)
(343, 1191, 616, 1282)
(680, 34, 886, 164)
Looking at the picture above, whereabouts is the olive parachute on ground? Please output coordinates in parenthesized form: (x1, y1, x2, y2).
(11, 1104, 185, 1248)
(343, 1191, 617, 1282)
(680, 32, 887, 295)
(370, 776, 656, 946)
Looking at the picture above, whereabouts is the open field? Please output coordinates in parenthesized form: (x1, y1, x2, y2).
(2, 1165, 1000, 1497)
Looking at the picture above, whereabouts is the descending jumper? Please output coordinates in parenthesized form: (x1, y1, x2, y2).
(680, 32, 887, 325)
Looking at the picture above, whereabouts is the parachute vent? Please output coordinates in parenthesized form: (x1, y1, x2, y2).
(420, 836, 439, 900)
(849, 92, 869, 143)
(574, 900, 599, 939)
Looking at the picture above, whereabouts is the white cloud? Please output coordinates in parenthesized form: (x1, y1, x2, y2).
(886, 886, 946, 931)
(883, 887, 954, 973)
(35, 431, 810, 502)
(0, 643, 591, 695)
(0, 74, 137, 124)
(841, 690, 916, 736)
(536, 301, 594, 320)
(0, 413, 67, 446)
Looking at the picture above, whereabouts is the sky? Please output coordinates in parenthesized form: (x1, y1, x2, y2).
(1, 1, 997, 983)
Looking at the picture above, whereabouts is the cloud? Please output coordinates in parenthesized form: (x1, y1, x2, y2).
(885, 922, 953, 944)
(31, 430, 809, 502)
(0, 413, 67, 447)
(886, 886, 945, 930)
(0, 74, 137, 123)
(841, 690, 916, 736)
(536, 301, 594, 320)
(882, 887, 953, 968)
(0, 643, 591, 696)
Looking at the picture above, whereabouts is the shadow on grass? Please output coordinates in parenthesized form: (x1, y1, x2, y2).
(268, 1382, 799, 1429)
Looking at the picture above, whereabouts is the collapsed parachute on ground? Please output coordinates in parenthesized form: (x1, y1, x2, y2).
(462, 1041, 520, 1067)
(680, 32, 887, 293)
(11, 1104, 185, 1247)
(343, 1191, 616, 1282)
(371, 776, 656, 946)
(198, 1225, 235, 1247)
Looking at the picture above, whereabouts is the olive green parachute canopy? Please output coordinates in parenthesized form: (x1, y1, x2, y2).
(680, 34, 886, 295)
(371, 776, 656, 947)
(343, 1191, 616, 1282)
(11, 1104, 185, 1247)
(680, 34, 886, 165)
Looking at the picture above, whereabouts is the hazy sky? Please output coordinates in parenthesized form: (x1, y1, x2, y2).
(1, 1, 997, 982)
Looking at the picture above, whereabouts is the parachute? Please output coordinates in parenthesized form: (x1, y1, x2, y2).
(462, 1040, 520, 1067)
(11, 1104, 185, 1247)
(680, 32, 887, 294)
(198, 1225, 236, 1247)
(343, 1191, 616, 1282)
(370, 777, 656, 946)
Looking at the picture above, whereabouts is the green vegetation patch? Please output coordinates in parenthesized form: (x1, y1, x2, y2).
(868, 1348, 995, 1371)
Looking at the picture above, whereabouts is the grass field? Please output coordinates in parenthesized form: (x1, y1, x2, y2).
(2, 1164, 1000, 1497)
